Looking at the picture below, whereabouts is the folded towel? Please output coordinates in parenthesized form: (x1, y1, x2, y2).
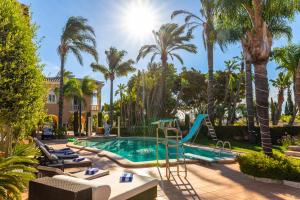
(73, 157, 85, 162)
(85, 168, 99, 175)
(63, 151, 74, 155)
(120, 172, 133, 182)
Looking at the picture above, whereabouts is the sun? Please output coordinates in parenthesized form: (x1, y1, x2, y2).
(122, 1, 158, 41)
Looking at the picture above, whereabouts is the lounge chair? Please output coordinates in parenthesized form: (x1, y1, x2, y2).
(51, 172, 158, 200)
(39, 145, 92, 170)
(34, 138, 78, 159)
(37, 165, 109, 180)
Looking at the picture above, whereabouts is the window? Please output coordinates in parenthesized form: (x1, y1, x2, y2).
(47, 92, 56, 104)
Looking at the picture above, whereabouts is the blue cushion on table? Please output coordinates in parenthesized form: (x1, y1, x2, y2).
(73, 157, 85, 162)
(85, 168, 99, 175)
(120, 172, 133, 182)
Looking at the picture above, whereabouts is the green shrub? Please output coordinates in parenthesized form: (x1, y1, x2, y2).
(237, 152, 300, 182)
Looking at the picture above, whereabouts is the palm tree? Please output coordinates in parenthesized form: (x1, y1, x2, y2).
(91, 47, 135, 125)
(218, 0, 299, 155)
(63, 76, 97, 134)
(57, 16, 98, 128)
(137, 23, 196, 116)
(270, 72, 292, 125)
(171, 0, 218, 122)
(0, 142, 39, 200)
(115, 83, 127, 125)
(273, 44, 300, 125)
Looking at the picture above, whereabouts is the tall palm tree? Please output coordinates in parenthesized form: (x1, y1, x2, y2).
(91, 47, 135, 125)
(115, 83, 127, 125)
(137, 23, 197, 116)
(273, 44, 300, 125)
(218, 0, 299, 155)
(270, 72, 292, 125)
(57, 16, 98, 128)
(171, 0, 218, 122)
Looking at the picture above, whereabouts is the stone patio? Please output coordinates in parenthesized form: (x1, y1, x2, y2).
(25, 140, 300, 200)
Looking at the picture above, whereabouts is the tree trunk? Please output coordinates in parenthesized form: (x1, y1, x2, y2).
(160, 54, 168, 117)
(274, 89, 284, 125)
(120, 93, 123, 126)
(288, 77, 298, 126)
(242, 1, 273, 154)
(207, 41, 214, 123)
(79, 101, 82, 136)
(58, 55, 65, 128)
(229, 61, 245, 124)
(295, 59, 300, 113)
(109, 78, 114, 126)
(254, 62, 272, 155)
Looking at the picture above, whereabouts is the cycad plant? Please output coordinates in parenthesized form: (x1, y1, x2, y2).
(57, 16, 98, 128)
(137, 23, 196, 116)
(0, 142, 40, 200)
(91, 47, 135, 125)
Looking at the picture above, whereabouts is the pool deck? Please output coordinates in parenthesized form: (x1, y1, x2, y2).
(23, 139, 300, 200)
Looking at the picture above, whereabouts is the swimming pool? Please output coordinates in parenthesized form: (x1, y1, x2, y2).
(74, 137, 234, 163)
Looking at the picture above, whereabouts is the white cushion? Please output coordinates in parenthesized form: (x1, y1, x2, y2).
(53, 175, 111, 200)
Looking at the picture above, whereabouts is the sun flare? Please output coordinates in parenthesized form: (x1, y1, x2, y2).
(122, 1, 158, 41)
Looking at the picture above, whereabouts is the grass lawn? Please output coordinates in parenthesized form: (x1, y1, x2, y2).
(195, 136, 287, 154)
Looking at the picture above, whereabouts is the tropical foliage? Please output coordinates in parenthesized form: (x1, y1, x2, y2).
(91, 47, 135, 125)
(137, 23, 197, 117)
(0, 0, 45, 155)
(57, 16, 98, 128)
(0, 142, 40, 200)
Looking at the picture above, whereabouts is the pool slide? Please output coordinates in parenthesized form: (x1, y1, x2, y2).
(180, 114, 208, 143)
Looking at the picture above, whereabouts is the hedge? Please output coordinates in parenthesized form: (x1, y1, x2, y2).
(237, 152, 300, 182)
(113, 125, 300, 145)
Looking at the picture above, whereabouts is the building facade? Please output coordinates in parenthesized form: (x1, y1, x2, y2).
(45, 77, 103, 127)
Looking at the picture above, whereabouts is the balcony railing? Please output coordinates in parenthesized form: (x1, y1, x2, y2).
(90, 105, 100, 111)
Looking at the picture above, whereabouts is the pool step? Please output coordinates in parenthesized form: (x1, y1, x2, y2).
(185, 153, 216, 163)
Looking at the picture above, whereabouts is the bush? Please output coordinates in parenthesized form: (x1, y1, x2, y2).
(237, 152, 300, 182)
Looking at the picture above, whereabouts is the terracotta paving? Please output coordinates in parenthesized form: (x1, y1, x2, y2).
(25, 140, 300, 200)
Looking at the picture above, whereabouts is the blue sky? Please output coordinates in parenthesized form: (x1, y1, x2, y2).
(20, 0, 300, 104)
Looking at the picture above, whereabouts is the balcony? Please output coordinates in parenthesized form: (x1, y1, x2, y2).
(90, 105, 100, 111)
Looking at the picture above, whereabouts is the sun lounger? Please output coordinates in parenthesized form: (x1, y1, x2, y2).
(34, 137, 78, 159)
(39, 145, 92, 170)
(37, 165, 109, 180)
(52, 171, 159, 200)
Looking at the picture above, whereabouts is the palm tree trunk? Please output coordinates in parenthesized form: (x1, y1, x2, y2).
(245, 61, 255, 142)
(288, 77, 298, 126)
(254, 62, 272, 156)
(109, 78, 114, 126)
(120, 93, 123, 126)
(58, 55, 65, 128)
(295, 59, 300, 112)
(79, 101, 82, 136)
(207, 41, 214, 123)
(274, 89, 284, 125)
(160, 54, 168, 117)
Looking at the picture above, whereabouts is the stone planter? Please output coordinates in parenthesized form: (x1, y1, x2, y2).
(283, 180, 300, 189)
(244, 173, 300, 189)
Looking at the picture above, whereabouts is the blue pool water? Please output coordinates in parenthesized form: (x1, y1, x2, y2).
(75, 137, 234, 162)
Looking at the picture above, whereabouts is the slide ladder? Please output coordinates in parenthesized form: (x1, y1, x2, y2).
(164, 127, 187, 180)
(204, 118, 232, 155)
